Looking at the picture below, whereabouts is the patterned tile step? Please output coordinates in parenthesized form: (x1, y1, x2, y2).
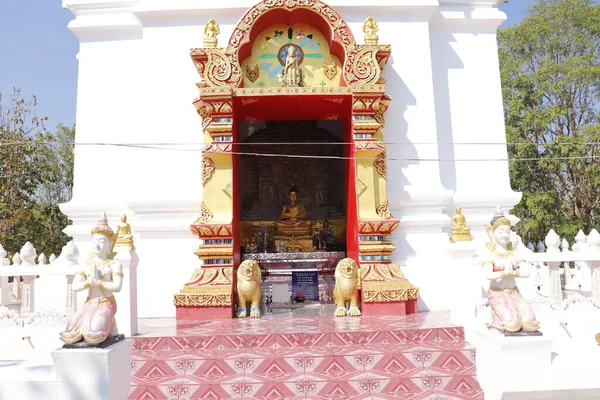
(132, 327, 464, 352)
(129, 374, 483, 399)
(130, 311, 482, 400)
(138, 311, 457, 339)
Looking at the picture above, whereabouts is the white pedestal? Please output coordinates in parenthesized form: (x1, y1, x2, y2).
(474, 325, 553, 399)
(51, 339, 133, 400)
(114, 250, 139, 337)
(447, 241, 479, 327)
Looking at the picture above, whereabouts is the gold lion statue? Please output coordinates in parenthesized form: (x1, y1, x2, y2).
(333, 258, 361, 317)
(236, 260, 262, 318)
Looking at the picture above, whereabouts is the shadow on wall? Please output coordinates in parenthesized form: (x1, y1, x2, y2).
(385, 54, 417, 262)
(430, 25, 465, 195)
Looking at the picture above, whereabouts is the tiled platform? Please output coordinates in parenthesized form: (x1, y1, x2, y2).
(129, 311, 483, 400)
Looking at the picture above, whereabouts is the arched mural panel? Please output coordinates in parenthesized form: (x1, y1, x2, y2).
(241, 23, 342, 88)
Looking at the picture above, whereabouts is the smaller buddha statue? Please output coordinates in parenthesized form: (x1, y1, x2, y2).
(60, 214, 124, 346)
(363, 17, 379, 45)
(114, 214, 135, 251)
(203, 19, 220, 48)
(480, 206, 540, 335)
(283, 46, 302, 87)
(450, 206, 472, 242)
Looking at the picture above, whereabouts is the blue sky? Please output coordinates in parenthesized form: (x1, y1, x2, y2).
(0, 1, 533, 130)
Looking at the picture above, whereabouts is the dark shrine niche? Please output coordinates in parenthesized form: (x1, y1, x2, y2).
(238, 120, 346, 222)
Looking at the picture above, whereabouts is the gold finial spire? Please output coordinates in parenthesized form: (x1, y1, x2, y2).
(204, 19, 220, 48)
(363, 17, 379, 45)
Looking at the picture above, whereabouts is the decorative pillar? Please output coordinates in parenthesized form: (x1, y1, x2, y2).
(174, 20, 235, 320)
(430, 4, 521, 227)
(352, 20, 419, 315)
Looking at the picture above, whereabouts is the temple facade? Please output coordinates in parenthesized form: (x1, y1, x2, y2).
(60, 0, 516, 319)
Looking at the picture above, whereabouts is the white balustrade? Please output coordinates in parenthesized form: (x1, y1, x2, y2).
(521, 229, 600, 304)
(0, 240, 139, 337)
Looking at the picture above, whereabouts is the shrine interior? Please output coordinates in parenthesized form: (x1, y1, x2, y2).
(236, 120, 349, 311)
(238, 120, 348, 253)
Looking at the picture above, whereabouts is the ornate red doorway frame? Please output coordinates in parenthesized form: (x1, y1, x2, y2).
(174, 0, 419, 320)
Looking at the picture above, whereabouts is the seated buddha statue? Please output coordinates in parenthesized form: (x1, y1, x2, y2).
(274, 186, 312, 237)
(450, 206, 472, 242)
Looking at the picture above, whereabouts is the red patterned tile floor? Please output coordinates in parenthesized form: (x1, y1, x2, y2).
(129, 311, 483, 399)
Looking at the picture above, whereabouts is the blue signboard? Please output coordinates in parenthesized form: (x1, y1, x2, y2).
(291, 271, 319, 301)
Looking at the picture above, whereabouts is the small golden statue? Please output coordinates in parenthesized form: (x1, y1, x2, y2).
(363, 17, 379, 45)
(204, 19, 220, 48)
(450, 206, 472, 242)
(236, 260, 262, 318)
(333, 258, 361, 317)
(114, 214, 135, 251)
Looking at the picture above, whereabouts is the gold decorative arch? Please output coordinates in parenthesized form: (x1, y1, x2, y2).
(174, 0, 419, 318)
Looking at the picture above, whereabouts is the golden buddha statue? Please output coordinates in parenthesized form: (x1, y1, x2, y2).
(450, 206, 472, 242)
(275, 186, 311, 234)
(274, 187, 312, 251)
(113, 214, 135, 251)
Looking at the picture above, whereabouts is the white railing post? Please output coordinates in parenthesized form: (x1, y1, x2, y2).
(560, 238, 572, 287)
(11, 252, 22, 300)
(572, 230, 590, 291)
(20, 276, 35, 317)
(544, 230, 563, 302)
(0, 245, 10, 307)
(19, 242, 37, 317)
(586, 229, 600, 303)
(53, 240, 80, 317)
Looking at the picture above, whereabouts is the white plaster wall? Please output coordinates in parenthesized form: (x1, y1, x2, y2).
(61, 0, 516, 316)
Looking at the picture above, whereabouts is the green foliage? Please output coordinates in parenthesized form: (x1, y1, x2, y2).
(499, 0, 600, 244)
(0, 87, 74, 257)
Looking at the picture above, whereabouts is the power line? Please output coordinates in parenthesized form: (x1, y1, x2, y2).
(1, 140, 599, 162)
(2, 140, 600, 146)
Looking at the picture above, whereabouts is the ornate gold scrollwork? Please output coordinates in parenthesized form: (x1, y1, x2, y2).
(376, 198, 392, 220)
(198, 202, 213, 223)
(202, 157, 215, 186)
(373, 152, 387, 180)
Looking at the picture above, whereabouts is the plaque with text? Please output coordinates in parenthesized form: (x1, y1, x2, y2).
(291, 271, 319, 301)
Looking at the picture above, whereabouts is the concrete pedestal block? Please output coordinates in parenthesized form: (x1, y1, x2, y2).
(51, 339, 133, 400)
(474, 325, 553, 399)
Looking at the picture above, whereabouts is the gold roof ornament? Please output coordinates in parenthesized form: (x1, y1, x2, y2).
(363, 17, 379, 45)
(91, 212, 114, 238)
(204, 19, 220, 48)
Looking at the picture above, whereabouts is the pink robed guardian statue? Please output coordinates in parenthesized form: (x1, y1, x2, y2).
(60, 214, 124, 346)
(481, 206, 541, 335)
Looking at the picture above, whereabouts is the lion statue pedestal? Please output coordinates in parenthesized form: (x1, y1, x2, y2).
(236, 260, 262, 318)
(333, 258, 361, 317)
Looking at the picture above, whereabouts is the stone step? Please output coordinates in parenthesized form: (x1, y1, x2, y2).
(129, 312, 482, 399)
(130, 342, 480, 399)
